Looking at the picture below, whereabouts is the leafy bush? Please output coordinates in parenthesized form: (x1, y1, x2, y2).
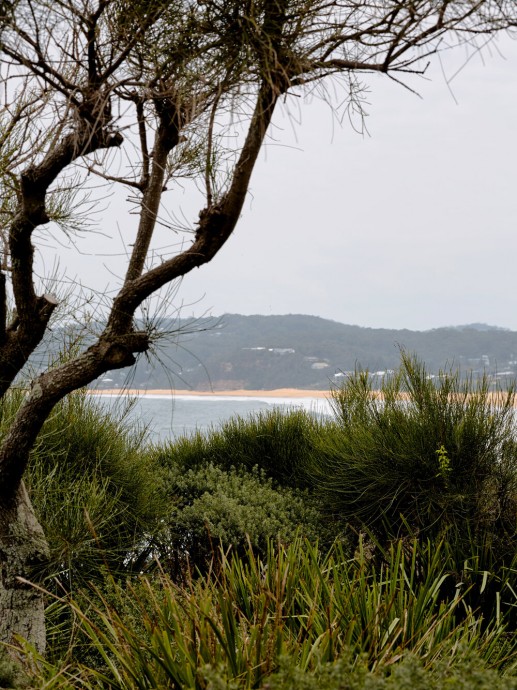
(150, 408, 332, 573)
(157, 463, 325, 575)
(263, 654, 517, 690)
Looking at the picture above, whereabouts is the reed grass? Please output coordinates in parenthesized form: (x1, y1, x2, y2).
(20, 537, 517, 689)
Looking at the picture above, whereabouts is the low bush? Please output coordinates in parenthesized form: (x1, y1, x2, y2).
(263, 654, 517, 690)
(158, 463, 326, 575)
(156, 407, 321, 489)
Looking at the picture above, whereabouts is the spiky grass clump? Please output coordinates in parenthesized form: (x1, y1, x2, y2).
(0, 390, 167, 593)
(20, 537, 517, 689)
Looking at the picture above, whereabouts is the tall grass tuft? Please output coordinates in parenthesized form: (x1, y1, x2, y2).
(23, 390, 167, 591)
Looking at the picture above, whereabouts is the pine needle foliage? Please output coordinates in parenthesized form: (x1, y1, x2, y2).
(311, 353, 517, 555)
(156, 407, 321, 488)
(0, 390, 167, 593)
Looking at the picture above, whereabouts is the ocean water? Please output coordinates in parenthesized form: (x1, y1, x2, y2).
(91, 394, 333, 444)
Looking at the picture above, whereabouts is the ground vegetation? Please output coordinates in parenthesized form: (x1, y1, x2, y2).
(0, 354, 515, 687)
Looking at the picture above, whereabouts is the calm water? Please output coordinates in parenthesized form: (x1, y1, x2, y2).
(91, 394, 333, 444)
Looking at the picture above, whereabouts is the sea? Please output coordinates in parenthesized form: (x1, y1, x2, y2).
(90, 393, 333, 445)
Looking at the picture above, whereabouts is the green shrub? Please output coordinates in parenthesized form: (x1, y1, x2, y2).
(158, 463, 325, 575)
(151, 408, 332, 573)
(0, 391, 168, 591)
(310, 353, 517, 554)
(156, 407, 321, 489)
(262, 654, 517, 690)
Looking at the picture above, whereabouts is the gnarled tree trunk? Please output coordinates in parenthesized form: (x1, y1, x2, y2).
(0, 482, 49, 654)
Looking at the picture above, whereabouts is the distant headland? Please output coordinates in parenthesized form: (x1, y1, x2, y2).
(80, 314, 517, 393)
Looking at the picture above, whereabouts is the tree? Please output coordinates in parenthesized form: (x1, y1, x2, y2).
(0, 0, 515, 653)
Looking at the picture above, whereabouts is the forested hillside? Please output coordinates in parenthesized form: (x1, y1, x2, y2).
(90, 315, 517, 390)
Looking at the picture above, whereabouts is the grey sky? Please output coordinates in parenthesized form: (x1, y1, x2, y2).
(47, 34, 517, 332)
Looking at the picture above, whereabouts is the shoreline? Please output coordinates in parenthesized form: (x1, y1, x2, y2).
(88, 388, 330, 399)
(86, 389, 517, 405)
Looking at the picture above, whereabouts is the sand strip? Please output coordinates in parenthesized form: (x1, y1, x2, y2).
(88, 388, 330, 399)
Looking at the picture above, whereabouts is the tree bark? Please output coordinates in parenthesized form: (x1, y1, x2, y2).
(0, 331, 149, 653)
(0, 482, 49, 654)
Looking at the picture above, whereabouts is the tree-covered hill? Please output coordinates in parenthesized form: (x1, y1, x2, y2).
(92, 314, 517, 390)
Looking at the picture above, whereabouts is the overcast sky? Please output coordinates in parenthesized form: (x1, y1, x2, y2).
(48, 33, 517, 333)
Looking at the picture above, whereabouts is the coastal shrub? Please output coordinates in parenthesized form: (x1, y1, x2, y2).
(157, 407, 321, 489)
(263, 655, 517, 690)
(310, 353, 517, 556)
(14, 391, 167, 590)
(157, 463, 325, 575)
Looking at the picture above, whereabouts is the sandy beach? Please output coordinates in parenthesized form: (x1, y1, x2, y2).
(89, 388, 330, 399)
(87, 388, 517, 406)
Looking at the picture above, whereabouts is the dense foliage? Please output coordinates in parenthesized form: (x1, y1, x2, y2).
(315, 354, 517, 547)
(20, 539, 517, 689)
(3, 354, 517, 687)
(157, 407, 319, 487)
